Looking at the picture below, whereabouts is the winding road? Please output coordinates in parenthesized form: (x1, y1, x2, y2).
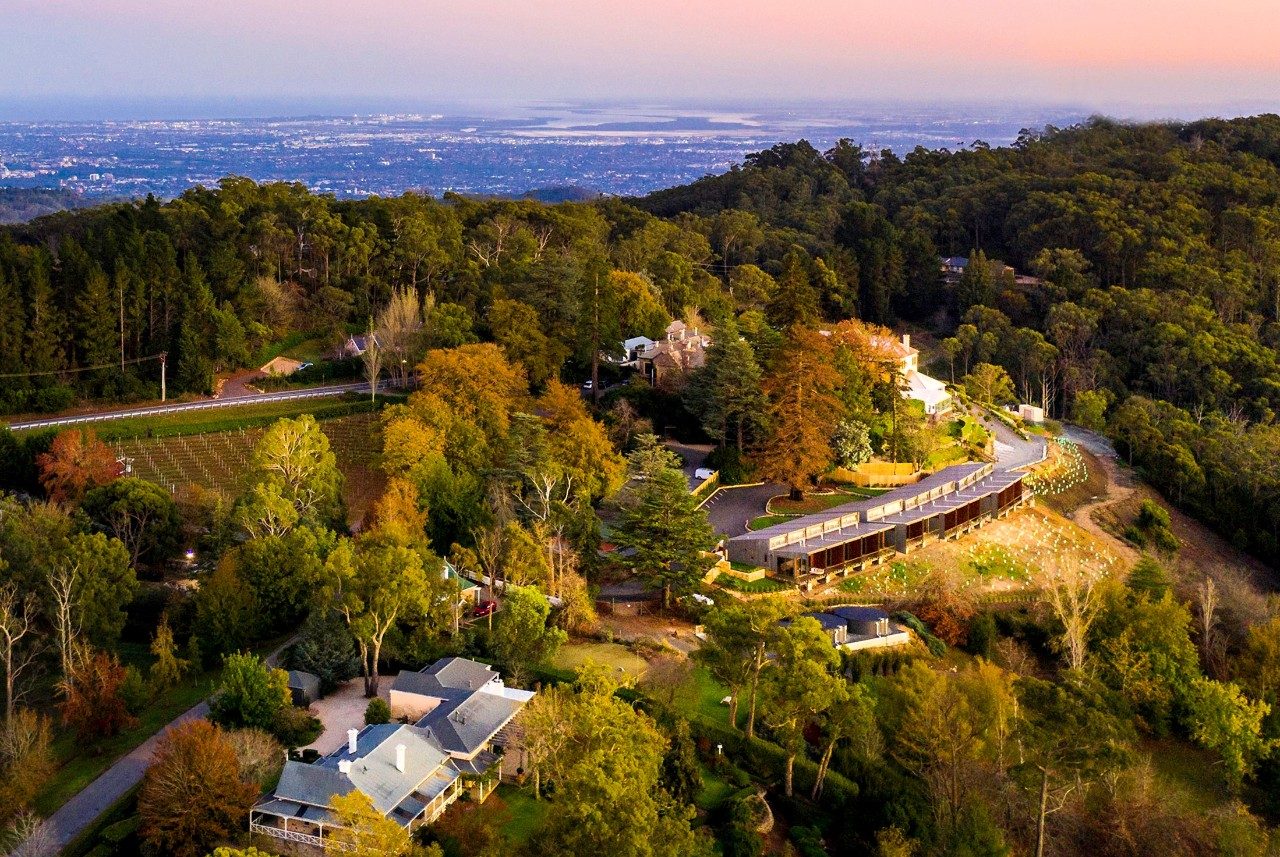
(3, 381, 375, 432)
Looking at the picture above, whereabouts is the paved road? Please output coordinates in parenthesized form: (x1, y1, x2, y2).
(980, 409, 1048, 471)
(704, 482, 787, 538)
(42, 700, 210, 852)
(1060, 423, 1117, 458)
(664, 440, 715, 490)
(3, 381, 375, 432)
(35, 642, 292, 853)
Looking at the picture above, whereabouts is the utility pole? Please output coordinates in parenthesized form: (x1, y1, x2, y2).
(159, 352, 167, 402)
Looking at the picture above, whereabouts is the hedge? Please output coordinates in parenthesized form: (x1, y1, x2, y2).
(687, 718, 858, 808)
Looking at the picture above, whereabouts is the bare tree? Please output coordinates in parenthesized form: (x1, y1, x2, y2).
(47, 559, 82, 683)
(0, 586, 40, 723)
(3, 810, 57, 857)
(358, 319, 383, 403)
(375, 287, 422, 387)
(1038, 555, 1106, 671)
(1196, 576, 1226, 679)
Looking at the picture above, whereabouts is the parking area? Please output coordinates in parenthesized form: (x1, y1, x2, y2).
(303, 678, 388, 755)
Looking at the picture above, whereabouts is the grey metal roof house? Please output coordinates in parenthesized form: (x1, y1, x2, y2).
(727, 462, 1027, 591)
(791, 606, 912, 651)
(251, 657, 534, 850)
(286, 670, 321, 706)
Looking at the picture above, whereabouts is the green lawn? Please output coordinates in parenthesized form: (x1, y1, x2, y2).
(747, 514, 797, 531)
(716, 575, 790, 594)
(695, 763, 737, 812)
(1143, 739, 1230, 814)
(769, 491, 858, 515)
(279, 336, 330, 362)
(550, 641, 650, 681)
(495, 783, 550, 845)
(673, 664, 735, 729)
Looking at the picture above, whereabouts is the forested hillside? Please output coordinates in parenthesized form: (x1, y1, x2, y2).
(4, 116, 1280, 561)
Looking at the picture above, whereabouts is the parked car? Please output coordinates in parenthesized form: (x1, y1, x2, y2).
(581, 379, 594, 392)
(473, 599, 498, 618)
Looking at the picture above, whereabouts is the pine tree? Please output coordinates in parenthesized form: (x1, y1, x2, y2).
(175, 257, 215, 394)
(24, 255, 62, 374)
(684, 320, 766, 450)
(612, 467, 716, 609)
(752, 327, 845, 499)
(766, 246, 820, 328)
(0, 265, 26, 374)
(76, 266, 119, 392)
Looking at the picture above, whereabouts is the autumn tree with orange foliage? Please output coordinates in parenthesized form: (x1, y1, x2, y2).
(138, 719, 257, 857)
(367, 476, 429, 546)
(58, 647, 136, 740)
(752, 327, 845, 500)
(36, 428, 120, 503)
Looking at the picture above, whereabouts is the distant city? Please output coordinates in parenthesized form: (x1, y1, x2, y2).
(0, 103, 1090, 200)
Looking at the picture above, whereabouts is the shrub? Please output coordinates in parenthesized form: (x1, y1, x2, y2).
(722, 793, 765, 857)
(273, 706, 322, 748)
(365, 697, 391, 725)
(120, 664, 150, 714)
(892, 611, 946, 657)
(790, 825, 830, 857)
(966, 612, 997, 660)
(208, 652, 290, 734)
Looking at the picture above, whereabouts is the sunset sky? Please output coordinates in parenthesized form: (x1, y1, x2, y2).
(3, 0, 1279, 117)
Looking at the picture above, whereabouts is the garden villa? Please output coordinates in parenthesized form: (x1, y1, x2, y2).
(868, 332, 953, 418)
(250, 657, 533, 850)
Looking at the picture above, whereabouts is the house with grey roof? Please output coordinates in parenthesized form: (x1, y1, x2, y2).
(286, 670, 321, 706)
(251, 657, 534, 850)
(782, 607, 911, 652)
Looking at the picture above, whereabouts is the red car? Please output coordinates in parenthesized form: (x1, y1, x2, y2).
(473, 599, 498, 618)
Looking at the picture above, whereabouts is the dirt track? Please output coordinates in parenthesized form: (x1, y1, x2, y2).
(1069, 450, 1140, 566)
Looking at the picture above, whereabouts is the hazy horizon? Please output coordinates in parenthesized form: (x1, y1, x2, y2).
(3, 1, 1279, 121)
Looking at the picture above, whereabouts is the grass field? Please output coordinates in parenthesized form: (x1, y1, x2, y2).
(549, 641, 651, 681)
(695, 763, 738, 812)
(716, 574, 790, 594)
(494, 784, 550, 844)
(672, 664, 734, 728)
(747, 513, 797, 531)
(1142, 739, 1230, 814)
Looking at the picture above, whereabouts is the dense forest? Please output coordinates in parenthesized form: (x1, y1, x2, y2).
(5, 116, 1280, 857)
(5, 115, 1280, 564)
(0, 188, 96, 225)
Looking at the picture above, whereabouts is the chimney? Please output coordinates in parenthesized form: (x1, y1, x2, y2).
(347, 728, 359, 755)
(338, 759, 353, 774)
(395, 744, 406, 773)
(901, 334, 910, 349)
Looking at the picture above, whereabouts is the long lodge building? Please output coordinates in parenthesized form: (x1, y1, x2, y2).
(727, 462, 1027, 591)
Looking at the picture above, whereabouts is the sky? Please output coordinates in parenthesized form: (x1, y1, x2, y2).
(2, 0, 1279, 119)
